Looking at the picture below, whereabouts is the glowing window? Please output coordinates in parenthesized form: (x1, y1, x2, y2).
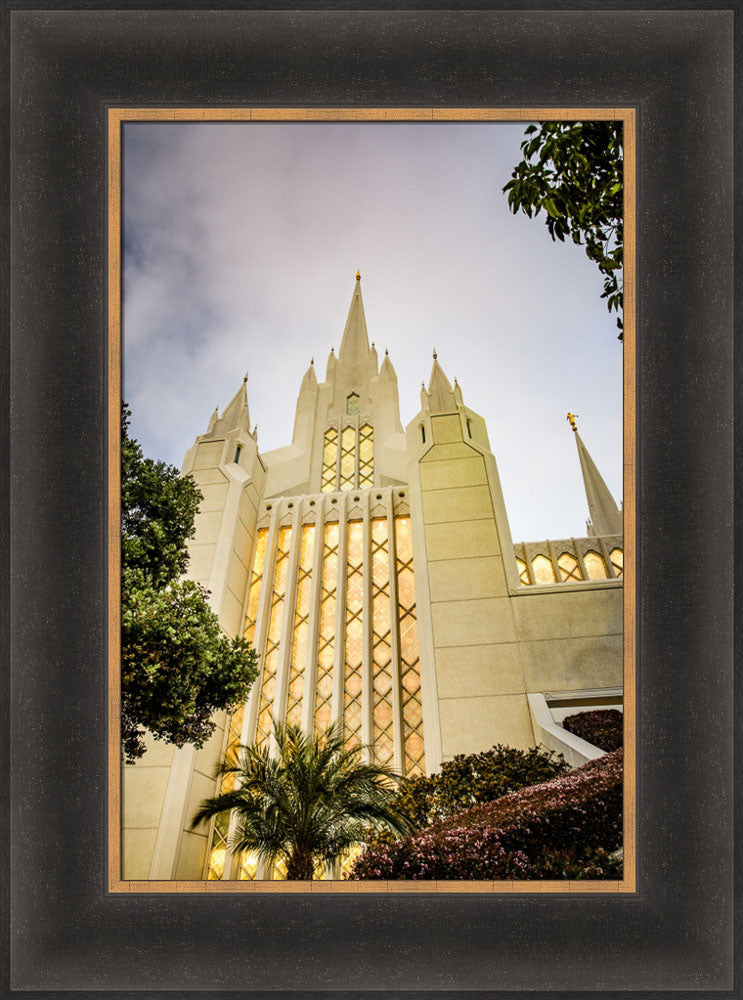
(584, 550, 608, 580)
(371, 518, 393, 766)
(205, 527, 268, 880)
(532, 554, 557, 585)
(557, 551, 582, 583)
(359, 423, 374, 488)
(346, 392, 360, 415)
(339, 425, 356, 491)
(396, 516, 425, 776)
(256, 526, 293, 749)
(286, 524, 315, 727)
(515, 556, 530, 586)
(344, 520, 364, 745)
(610, 547, 624, 578)
(321, 427, 338, 493)
(315, 522, 339, 732)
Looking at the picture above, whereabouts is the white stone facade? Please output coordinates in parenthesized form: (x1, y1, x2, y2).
(122, 275, 624, 880)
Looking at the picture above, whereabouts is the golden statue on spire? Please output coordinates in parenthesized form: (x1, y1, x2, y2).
(566, 412, 579, 432)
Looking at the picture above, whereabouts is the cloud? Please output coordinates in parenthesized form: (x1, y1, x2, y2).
(123, 121, 622, 541)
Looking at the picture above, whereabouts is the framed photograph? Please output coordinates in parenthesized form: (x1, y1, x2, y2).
(5, 4, 737, 994)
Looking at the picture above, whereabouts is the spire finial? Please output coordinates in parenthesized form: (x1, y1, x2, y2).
(243, 371, 248, 384)
(385, 347, 389, 356)
(356, 269, 361, 280)
(310, 357, 314, 365)
(433, 348, 438, 360)
(567, 412, 579, 432)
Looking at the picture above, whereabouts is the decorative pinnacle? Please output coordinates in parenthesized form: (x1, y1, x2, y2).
(385, 348, 389, 356)
(310, 357, 314, 365)
(567, 412, 579, 432)
(356, 270, 361, 280)
(243, 371, 248, 384)
(433, 348, 438, 360)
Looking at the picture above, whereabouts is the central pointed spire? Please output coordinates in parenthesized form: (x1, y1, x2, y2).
(338, 271, 371, 367)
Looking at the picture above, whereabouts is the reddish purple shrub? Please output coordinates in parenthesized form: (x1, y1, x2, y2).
(562, 709, 623, 752)
(350, 749, 623, 880)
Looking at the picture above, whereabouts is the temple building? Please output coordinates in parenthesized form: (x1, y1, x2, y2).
(123, 273, 624, 880)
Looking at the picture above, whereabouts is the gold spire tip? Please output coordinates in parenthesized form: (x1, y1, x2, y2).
(566, 412, 579, 432)
(356, 270, 361, 280)
(433, 348, 438, 360)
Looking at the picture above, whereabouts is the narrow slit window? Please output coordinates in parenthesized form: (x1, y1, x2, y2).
(233, 445, 242, 464)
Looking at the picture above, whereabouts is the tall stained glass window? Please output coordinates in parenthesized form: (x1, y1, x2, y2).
(256, 525, 293, 749)
(344, 520, 364, 745)
(395, 516, 425, 775)
(315, 522, 339, 731)
(339, 426, 356, 491)
(358, 424, 374, 488)
(370, 518, 393, 765)
(206, 528, 268, 880)
(286, 524, 315, 726)
(321, 427, 338, 492)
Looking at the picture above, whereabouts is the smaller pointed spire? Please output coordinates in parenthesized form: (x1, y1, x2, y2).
(453, 378, 463, 407)
(300, 357, 318, 393)
(572, 424, 622, 536)
(221, 377, 250, 431)
(426, 352, 457, 414)
(207, 406, 219, 433)
(380, 350, 397, 381)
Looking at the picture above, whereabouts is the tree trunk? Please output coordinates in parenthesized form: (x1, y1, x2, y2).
(286, 846, 314, 881)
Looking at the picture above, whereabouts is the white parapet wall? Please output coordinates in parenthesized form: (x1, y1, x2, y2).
(527, 690, 622, 767)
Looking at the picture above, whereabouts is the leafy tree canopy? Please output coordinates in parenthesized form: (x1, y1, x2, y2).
(121, 405, 258, 762)
(393, 743, 569, 831)
(191, 723, 411, 880)
(503, 121, 624, 338)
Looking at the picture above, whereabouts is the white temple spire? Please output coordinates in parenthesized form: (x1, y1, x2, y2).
(338, 271, 371, 367)
(426, 351, 457, 413)
(567, 413, 622, 536)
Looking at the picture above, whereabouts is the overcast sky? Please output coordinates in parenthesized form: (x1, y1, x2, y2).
(123, 122, 623, 543)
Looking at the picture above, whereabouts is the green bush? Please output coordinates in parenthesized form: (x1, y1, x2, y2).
(350, 749, 623, 881)
(562, 709, 623, 752)
(394, 744, 569, 830)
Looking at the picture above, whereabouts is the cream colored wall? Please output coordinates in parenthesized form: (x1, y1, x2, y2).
(407, 406, 623, 768)
(122, 429, 264, 880)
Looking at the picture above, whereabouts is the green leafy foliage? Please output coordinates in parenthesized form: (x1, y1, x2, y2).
(350, 749, 623, 881)
(191, 723, 411, 880)
(121, 405, 258, 762)
(503, 121, 624, 337)
(562, 709, 624, 752)
(393, 743, 570, 831)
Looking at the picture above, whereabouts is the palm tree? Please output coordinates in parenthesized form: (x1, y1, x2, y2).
(191, 722, 412, 880)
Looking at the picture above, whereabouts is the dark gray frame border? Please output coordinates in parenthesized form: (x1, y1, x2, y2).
(4, 4, 739, 996)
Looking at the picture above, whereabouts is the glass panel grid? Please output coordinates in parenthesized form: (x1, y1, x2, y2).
(344, 520, 364, 746)
(206, 528, 268, 880)
(339, 425, 356, 491)
(395, 517, 425, 776)
(557, 551, 582, 583)
(370, 518, 393, 766)
(256, 526, 293, 749)
(315, 522, 339, 732)
(321, 427, 338, 493)
(359, 424, 374, 488)
(286, 524, 315, 726)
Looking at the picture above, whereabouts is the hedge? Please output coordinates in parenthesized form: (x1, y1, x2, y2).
(562, 709, 623, 752)
(350, 749, 623, 880)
